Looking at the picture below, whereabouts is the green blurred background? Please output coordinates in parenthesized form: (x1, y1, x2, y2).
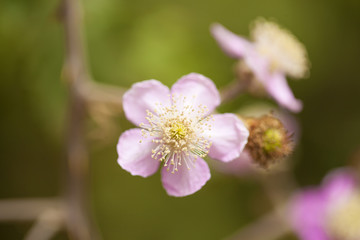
(1, 0, 360, 239)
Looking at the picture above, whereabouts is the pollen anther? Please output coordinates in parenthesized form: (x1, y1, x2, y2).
(140, 94, 212, 173)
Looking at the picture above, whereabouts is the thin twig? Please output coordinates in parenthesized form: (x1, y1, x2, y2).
(258, 169, 298, 208)
(0, 198, 63, 222)
(79, 80, 125, 107)
(24, 209, 64, 240)
(220, 61, 253, 103)
(220, 79, 248, 103)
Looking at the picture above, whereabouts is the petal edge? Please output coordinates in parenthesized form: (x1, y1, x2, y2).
(211, 23, 253, 58)
(123, 80, 171, 126)
(171, 73, 220, 113)
(117, 128, 160, 177)
(161, 158, 211, 197)
(208, 113, 249, 162)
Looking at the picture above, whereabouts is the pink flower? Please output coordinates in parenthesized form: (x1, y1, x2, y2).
(117, 73, 249, 197)
(211, 19, 309, 112)
(291, 168, 360, 240)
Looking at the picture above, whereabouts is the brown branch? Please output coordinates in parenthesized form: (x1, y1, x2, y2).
(64, 87, 95, 240)
(60, 0, 108, 239)
(24, 209, 64, 240)
(0, 198, 63, 222)
(79, 80, 125, 108)
(0, 1, 123, 238)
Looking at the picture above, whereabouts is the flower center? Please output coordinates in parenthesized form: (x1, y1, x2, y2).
(169, 122, 188, 141)
(263, 128, 282, 153)
(327, 191, 360, 239)
(251, 19, 309, 79)
(140, 94, 212, 173)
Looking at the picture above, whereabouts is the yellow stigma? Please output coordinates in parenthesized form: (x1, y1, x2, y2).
(251, 18, 309, 79)
(263, 128, 282, 153)
(327, 191, 360, 239)
(169, 122, 188, 140)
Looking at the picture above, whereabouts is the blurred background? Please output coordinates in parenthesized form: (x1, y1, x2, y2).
(1, 0, 360, 239)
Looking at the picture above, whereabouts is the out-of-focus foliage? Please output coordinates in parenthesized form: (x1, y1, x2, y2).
(0, 0, 360, 239)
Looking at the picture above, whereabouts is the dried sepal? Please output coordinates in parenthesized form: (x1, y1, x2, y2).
(244, 114, 294, 169)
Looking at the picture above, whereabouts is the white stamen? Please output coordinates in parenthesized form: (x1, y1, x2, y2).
(140, 94, 212, 173)
(326, 191, 360, 239)
(251, 18, 309, 79)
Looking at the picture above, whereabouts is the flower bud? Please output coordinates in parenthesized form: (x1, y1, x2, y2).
(244, 115, 293, 168)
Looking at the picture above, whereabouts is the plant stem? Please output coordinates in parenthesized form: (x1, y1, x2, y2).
(61, 0, 101, 239)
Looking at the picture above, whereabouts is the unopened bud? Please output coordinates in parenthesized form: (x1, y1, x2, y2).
(244, 115, 293, 169)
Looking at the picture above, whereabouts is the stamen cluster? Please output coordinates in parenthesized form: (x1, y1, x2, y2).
(140, 94, 213, 173)
(327, 191, 360, 239)
(251, 19, 309, 78)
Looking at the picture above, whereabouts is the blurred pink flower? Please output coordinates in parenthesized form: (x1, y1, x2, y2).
(211, 19, 309, 112)
(117, 73, 249, 197)
(291, 168, 360, 240)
